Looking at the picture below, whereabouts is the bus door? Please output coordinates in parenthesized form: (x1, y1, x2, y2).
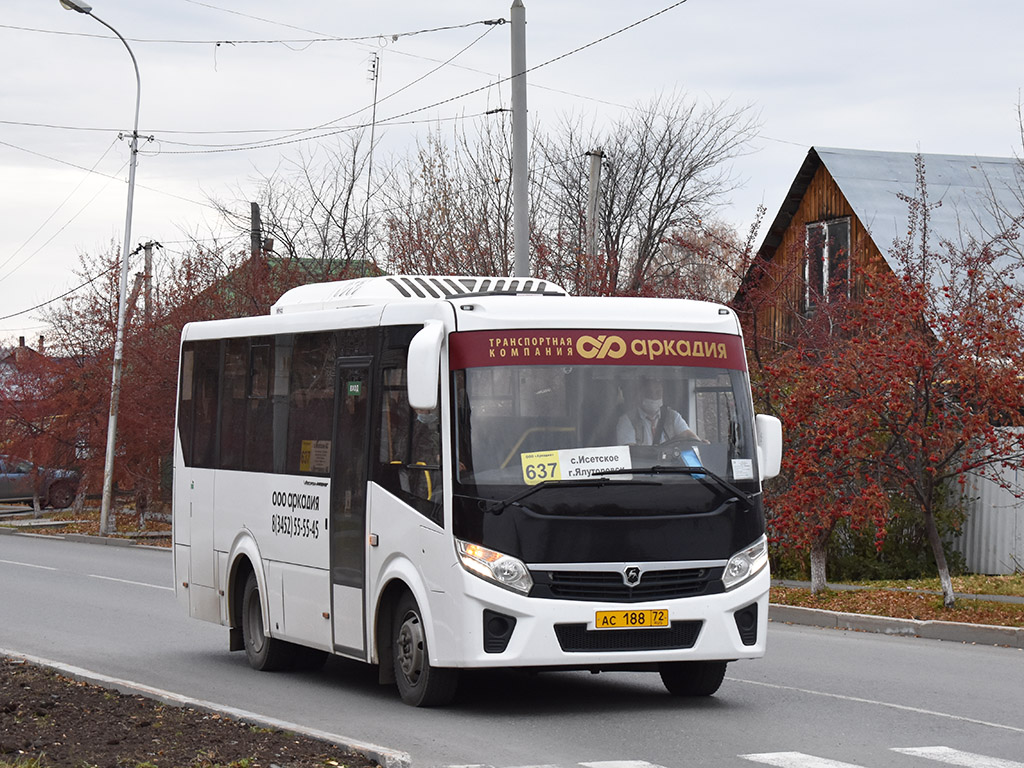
(330, 357, 372, 657)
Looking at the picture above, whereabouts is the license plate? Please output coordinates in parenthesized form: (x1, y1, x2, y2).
(594, 609, 669, 630)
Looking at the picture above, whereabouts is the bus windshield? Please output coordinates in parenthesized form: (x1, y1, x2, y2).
(450, 330, 759, 495)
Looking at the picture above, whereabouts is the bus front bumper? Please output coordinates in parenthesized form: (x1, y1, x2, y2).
(437, 565, 769, 669)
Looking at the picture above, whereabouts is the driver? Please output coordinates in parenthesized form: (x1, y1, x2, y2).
(616, 377, 705, 446)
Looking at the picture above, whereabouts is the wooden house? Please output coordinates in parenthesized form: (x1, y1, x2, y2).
(740, 146, 1024, 574)
(741, 146, 1022, 346)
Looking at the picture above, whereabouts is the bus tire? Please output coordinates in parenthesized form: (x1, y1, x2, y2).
(241, 572, 291, 672)
(659, 660, 728, 697)
(392, 593, 458, 707)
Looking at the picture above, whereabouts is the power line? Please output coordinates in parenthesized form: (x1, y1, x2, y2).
(0, 0, 702, 319)
(0, 233, 248, 324)
(150, 112, 495, 154)
(2, 7, 697, 144)
(155, 0, 693, 157)
(156, 24, 500, 151)
(0, 137, 217, 209)
(0, 138, 121, 282)
(0, 118, 305, 135)
(0, 262, 120, 322)
(0, 18, 504, 46)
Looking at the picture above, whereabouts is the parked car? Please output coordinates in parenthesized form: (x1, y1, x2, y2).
(0, 455, 80, 509)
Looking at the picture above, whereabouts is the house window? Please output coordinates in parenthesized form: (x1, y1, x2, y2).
(805, 217, 851, 312)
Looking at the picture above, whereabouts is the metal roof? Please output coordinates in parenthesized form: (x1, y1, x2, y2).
(760, 147, 1023, 272)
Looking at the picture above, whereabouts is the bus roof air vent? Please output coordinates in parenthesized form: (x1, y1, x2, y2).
(271, 275, 569, 314)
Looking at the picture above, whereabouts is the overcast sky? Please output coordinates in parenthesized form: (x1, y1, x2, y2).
(2, 0, 1021, 342)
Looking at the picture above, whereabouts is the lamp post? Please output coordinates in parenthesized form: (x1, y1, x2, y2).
(61, 0, 141, 536)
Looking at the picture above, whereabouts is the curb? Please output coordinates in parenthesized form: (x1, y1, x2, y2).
(768, 604, 1024, 649)
(0, 648, 411, 768)
(0, 525, 169, 552)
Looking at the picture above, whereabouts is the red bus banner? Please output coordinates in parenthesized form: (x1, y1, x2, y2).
(449, 329, 747, 371)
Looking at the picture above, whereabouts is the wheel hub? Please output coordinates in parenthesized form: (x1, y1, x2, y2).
(397, 613, 425, 682)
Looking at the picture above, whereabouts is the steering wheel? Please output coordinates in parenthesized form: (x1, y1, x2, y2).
(658, 436, 704, 463)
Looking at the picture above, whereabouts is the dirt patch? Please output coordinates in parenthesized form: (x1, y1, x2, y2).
(0, 658, 380, 768)
(770, 586, 1024, 628)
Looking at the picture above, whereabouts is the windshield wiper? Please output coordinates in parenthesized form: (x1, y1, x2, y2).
(472, 477, 660, 514)
(600, 465, 755, 511)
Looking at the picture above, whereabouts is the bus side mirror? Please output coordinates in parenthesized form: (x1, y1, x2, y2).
(755, 414, 782, 481)
(408, 321, 444, 411)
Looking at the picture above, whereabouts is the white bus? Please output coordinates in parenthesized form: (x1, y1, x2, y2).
(173, 275, 782, 706)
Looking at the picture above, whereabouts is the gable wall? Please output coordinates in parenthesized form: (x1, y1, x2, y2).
(750, 163, 888, 344)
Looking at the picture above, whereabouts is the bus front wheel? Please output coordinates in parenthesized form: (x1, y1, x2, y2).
(241, 572, 291, 671)
(659, 660, 728, 696)
(392, 594, 458, 707)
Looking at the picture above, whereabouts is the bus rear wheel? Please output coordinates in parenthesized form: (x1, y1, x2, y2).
(392, 594, 458, 707)
(241, 572, 291, 671)
(659, 660, 728, 696)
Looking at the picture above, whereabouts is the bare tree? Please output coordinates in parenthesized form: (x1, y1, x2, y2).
(534, 92, 758, 295)
(382, 115, 540, 277)
(382, 93, 757, 294)
(209, 134, 382, 280)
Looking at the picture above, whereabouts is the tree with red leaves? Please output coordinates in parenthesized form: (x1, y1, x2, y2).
(0, 241, 356, 532)
(757, 293, 890, 594)
(745, 156, 1024, 605)
(839, 159, 1024, 606)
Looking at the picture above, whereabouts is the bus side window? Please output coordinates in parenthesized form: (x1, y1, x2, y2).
(187, 340, 220, 468)
(286, 332, 336, 475)
(375, 366, 442, 524)
(219, 338, 249, 470)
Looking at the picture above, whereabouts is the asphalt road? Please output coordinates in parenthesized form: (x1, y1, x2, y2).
(2, 533, 1022, 768)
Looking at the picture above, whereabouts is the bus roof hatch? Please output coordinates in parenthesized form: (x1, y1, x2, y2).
(272, 275, 569, 314)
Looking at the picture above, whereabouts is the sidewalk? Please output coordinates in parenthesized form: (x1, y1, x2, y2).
(769, 579, 1024, 649)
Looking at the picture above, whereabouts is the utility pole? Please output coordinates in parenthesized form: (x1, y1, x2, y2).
(511, 0, 529, 278)
(126, 272, 145, 326)
(142, 240, 159, 322)
(585, 149, 604, 260)
(250, 202, 262, 259)
(364, 51, 381, 266)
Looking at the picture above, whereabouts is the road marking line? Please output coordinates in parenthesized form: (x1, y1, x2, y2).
(730, 678, 1024, 735)
(88, 574, 173, 591)
(740, 753, 863, 768)
(893, 747, 1024, 768)
(0, 558, 57, 571)
(0, 647, 411, 768)
(581, 763, 668, 768)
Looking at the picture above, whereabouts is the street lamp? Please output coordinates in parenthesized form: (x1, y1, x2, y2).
(61, 0, 141, 536)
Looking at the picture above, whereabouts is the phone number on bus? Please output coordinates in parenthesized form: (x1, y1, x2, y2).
(270, 513, 320, 540)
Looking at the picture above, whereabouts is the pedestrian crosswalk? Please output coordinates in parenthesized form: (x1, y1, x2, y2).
(444, 747, 1024, 768)
(741, 748, 1024, 768)
(890, 749, 1024, 768)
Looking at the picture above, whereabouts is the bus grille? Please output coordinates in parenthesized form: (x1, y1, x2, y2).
(554, 621, 702, 652)
(531, 567, 723, 602)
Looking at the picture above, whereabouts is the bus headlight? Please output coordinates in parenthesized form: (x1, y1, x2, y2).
(722, 535, 769, 590)
(456, 539, 533, 595)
